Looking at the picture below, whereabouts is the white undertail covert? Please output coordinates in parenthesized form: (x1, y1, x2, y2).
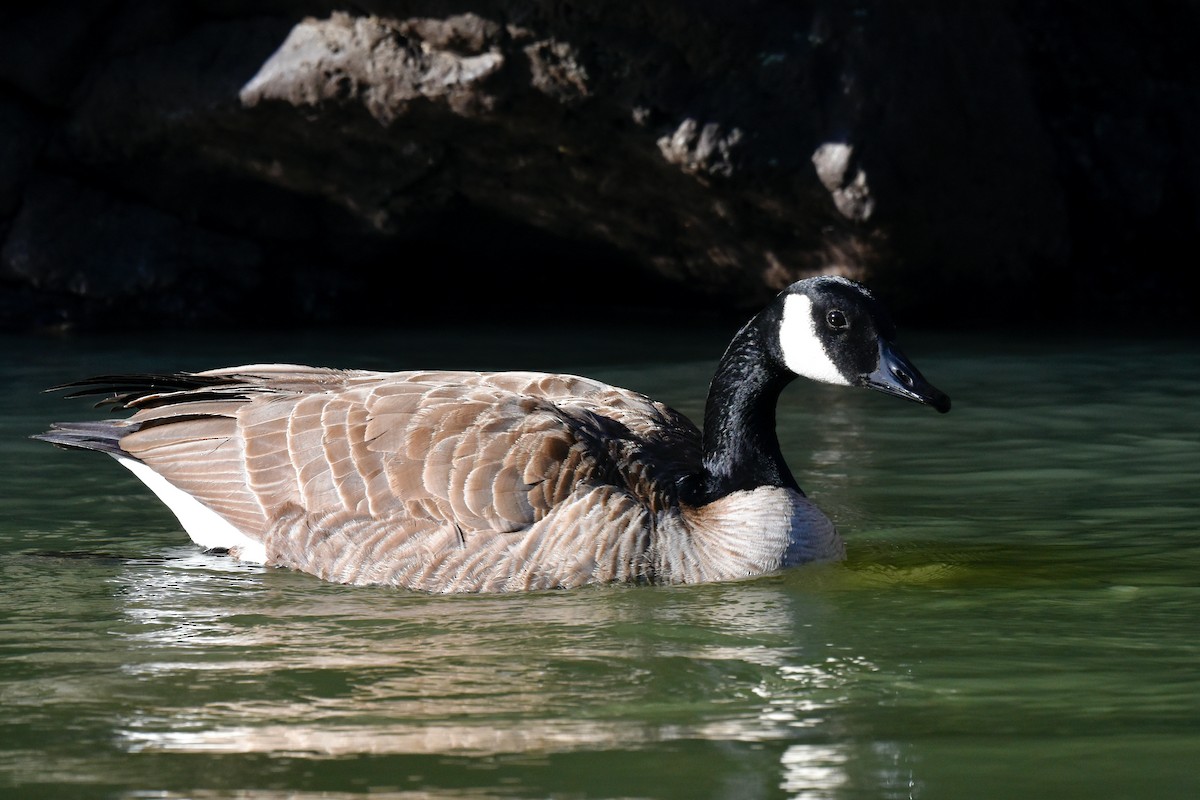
(115, 455, 267, 563)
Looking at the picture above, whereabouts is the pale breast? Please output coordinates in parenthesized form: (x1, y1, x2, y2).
(652, 487, 845, 584)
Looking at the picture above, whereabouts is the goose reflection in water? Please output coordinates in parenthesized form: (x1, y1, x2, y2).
(111, 554, 920, 798)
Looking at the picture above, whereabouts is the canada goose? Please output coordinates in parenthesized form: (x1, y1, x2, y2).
(36, 276, 949, 593)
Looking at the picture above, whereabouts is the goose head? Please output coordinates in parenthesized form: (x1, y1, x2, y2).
(776, 276, 951, 413)
(699, 274, 949, 502)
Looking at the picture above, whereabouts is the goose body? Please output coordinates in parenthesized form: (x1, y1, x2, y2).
(37, 276, 949, 593)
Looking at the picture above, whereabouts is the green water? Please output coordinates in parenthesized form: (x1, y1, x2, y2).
(1, 327, 1197, 799)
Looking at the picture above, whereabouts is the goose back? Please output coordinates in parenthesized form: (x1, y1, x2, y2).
(59, 365, 775, 592)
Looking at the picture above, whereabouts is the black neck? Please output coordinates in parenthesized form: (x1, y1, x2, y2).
(695, 312, 800, 503)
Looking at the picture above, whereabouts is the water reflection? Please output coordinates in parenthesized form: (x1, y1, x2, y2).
(118, 792, 517, 800)
(109, 552, 917, 797)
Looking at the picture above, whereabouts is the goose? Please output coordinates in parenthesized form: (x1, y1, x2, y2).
(35, 275, 949, 593)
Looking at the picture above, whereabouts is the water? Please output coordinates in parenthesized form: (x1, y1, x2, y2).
(1, 325, 1197, 799)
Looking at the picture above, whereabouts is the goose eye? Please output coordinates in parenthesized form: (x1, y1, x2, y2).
(826, 310, 849, 330)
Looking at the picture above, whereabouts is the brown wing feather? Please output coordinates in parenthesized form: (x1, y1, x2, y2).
(90, 365, 702, 587)
(119, 413, 267, 534)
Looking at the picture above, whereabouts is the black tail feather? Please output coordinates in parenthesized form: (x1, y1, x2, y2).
(45, 372, 247, 411)
(36, 372, 248, 453)
(32, 420, 138, 456)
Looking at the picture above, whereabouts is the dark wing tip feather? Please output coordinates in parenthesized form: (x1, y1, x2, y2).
(32, 420, 138, 456)
(44, 372, 248, 410)
(37, 372, 251, 455)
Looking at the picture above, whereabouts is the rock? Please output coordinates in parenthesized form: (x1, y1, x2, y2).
(811, 143, 873, 222)
(0, 98, 47, 217)
(1, 175, 262, 328)
(0, 2, 117, 107)
(239, 13, 509, 123)
(657, 119, 744, 179)
(0, 1, 1197, 331)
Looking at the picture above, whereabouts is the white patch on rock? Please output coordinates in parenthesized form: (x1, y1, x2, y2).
(239, 13, 506, 124)
(525, 39, 589, 104)
(778, 293, 849, 385)
(658, 118, 743, 177)
(811, 142, 875, 221)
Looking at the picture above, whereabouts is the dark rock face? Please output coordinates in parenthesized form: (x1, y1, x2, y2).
(1, 1, 1197, 332)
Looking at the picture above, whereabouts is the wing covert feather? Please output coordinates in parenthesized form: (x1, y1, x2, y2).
(98, 366, 703, 589)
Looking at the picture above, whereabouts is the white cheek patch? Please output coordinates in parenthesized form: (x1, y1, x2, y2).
(778, 294, 850, 385)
